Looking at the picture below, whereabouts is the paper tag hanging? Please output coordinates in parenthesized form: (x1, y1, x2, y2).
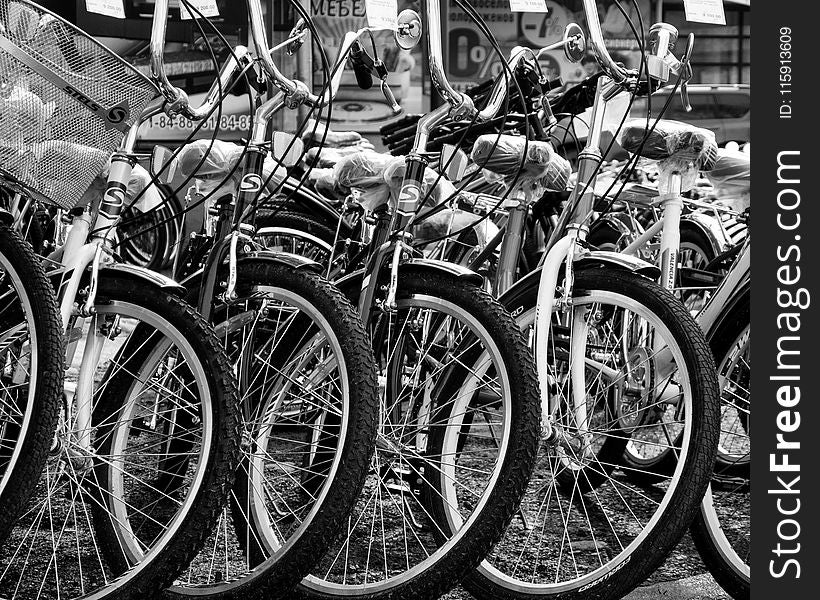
(365, 0, 398, 31)
(180, 0, 221, 21)
(85, 0, 125, 19)
(683, 0, 726, 25)
(509, 0, 548, 13)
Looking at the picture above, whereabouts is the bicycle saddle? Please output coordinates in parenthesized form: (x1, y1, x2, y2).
(334, 151, 457, 212)
(705, 148, 750, 195)
(618, 119, 718, 170)
(306, 143, 376, 168)
(301, 119, 369, 149)
(470, 134, 571, 193)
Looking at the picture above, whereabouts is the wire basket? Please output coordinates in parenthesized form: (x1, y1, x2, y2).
(0, 0, 158, 210)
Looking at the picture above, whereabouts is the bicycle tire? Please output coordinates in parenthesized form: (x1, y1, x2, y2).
(296, 267, 540, 600)
(164, 259, 378, 599)
(0, 274, 241, 600)
(690, 291, 750, 600)
(462, 267, 720, 600)
(0, 225, 63, 544)
(254, 210, 336, 267)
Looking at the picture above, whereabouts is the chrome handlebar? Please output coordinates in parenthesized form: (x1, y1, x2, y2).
(149, 0, 255, 120)
(148, 0, 372, 120)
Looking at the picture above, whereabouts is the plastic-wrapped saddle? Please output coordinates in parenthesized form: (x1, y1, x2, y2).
(618, 119, 718, 168)
(77, 163, 164, 213)
(470, 134, 571, 196)
(704, 148, 750, 211)
(618, 119, 718, 193)
(333, 151, 456, 212)
(174, 139, 287, 198)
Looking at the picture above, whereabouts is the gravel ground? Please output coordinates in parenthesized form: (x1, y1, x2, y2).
(440, 538, 730, 599)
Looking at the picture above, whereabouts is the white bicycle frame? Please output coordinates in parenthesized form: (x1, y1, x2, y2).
(532, 0, 696, 437)
(50, 117, 162, 452)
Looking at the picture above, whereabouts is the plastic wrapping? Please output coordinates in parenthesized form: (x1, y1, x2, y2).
(301, 119, 365, 147)
(77, 163, 164, 213)
(704, 148, 750, 212)
(333, 151, 397, 211)
(307, 167, 342, 199)
(415, 207, 500, 254)
(333, 151, 457, 212)
(174, 139, 287, 198)
(306, 142, 376, 168)
(618, 119, 718, 167)
(470, 134, 571, 196)
(618, 119, 718, 194)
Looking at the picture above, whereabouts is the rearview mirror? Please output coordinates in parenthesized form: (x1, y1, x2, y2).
(563, 23, 586, 63)
(150, 145, 177, 186)
(440, 144, 469, 183)
(271, 132, 305, 168)
(395, 10, 422, 51)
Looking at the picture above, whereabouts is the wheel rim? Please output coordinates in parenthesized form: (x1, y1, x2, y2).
(0, 301, 212, 599)
(302, 293, 512, 594)
(255, 227, 333, 266)
(476, 289, 694, 593)
(701, 324, 749, 581)
(0, 251, 39, 499)
(170, 285, 351, 592)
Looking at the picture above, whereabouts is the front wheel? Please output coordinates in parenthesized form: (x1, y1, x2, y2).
(166, 260, 378, 600)
(0, 275, 241, 600)
(297, 268, 540, 600)
(690, 293, 750, 600)
(0, 226, 63, 544)
(463, 268, 720, 600)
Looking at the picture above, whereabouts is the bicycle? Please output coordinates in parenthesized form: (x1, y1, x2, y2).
(399, 2, 721, 599)
(127, 2, 381, 598)
(210, 8, 542, 600)
(0, 2, 241, 597)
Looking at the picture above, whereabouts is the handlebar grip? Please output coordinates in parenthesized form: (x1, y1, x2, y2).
(350, 42, 374, 90)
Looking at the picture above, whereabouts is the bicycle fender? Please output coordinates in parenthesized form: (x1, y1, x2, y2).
(99, 262, 186, 295)
(333, 259, 483, 306)
(681, 212, 731, 255)
(401, 258, 484, 286)
(591, 212, 633, 240)
(238, 250, 322, 273)
(576, 250, 660, 279)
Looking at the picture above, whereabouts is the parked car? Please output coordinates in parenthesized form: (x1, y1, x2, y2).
(629, 84, 750, 145)
(551, 83, 750, 161)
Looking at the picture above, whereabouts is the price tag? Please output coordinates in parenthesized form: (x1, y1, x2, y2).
(365, 0, 398, 31)
(180, 0, 220, 20)
(509, 0, 548, 12)
(84, 0, 125, 19)
(683, 0, 726, 25)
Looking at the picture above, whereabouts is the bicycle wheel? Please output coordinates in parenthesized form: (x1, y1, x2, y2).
(254, 210, 336, 267)
(691, 293, 749, 600)
(298, 267, 540, 600)
(165, 259, 378, 599)
(0, 274, 240, 600)
(0, 225, 63, 544)
(463, 268, 719, 600)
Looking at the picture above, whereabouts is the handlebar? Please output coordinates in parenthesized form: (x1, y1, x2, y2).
(580, 0, 634, 85)
(148, 0, 394, 120)
(149, 0, 254, 120)
(246, 0, 392, 110)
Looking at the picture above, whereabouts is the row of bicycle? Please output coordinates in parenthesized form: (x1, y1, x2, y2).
(0, 1, 748, 599)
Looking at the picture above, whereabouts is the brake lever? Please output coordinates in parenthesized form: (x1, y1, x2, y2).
(679, 33, 695, 112)
(374, 59, 401, 114)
